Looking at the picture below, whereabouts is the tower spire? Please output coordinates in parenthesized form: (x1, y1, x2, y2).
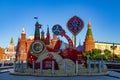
(86, 21, 92, 37)
(34, 21, 42, 40)
(21, 27, 26, 40)
(41, 30, 44, 41)
(10, 37, 14, 45)
(47, 26, 49, 34)
(88, 20, 91, 28)
(22, 27, 25, 34)
(45, 25, 50, 45)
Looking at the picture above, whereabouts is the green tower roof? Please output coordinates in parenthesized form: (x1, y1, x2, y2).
(86, 28, 92, 36)
(35, 28, 40, 36)
(35, 21, 40, 36)
(35, 21, 39, 26)
(86, 21, 93, 36)
(47, 26, 49, 34)
(34, 21, 41, 40)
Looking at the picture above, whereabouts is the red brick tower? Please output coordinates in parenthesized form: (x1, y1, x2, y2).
(19, 27, 27, 61)
(84, 21, 95, 52)
(41, 30, 45, 42)
(50, 34, 58, 47)
(45, 27, 50, 45)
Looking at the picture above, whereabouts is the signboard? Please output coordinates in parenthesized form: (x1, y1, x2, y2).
(67, 16, 84, 36)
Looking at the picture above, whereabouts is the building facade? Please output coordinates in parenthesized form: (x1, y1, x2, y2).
(0, 47, 5, 61)
(2, 38, 16, 61)
(95, 41, 120, 56)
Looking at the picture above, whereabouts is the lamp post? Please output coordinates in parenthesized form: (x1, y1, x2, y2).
(110, 43, 117, 62)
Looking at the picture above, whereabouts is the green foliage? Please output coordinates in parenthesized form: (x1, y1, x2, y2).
(103, 49, 112, 60)
(91, 48, 102, 60)
(83, 48, 120, 61)
(114, 54, 120, 61)
(104, 49, 111, 56)
(83, 48, 102, 60)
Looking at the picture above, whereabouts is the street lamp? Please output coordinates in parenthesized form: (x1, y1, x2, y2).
(110, 43, 117, 62)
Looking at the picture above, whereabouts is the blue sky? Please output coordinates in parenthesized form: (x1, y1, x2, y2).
(0, 0, 120, 48)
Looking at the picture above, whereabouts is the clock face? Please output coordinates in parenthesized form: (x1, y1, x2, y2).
(31, 41, 44, 54)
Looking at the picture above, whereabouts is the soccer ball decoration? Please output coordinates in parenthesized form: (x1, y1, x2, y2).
(52, 24, 62, 35)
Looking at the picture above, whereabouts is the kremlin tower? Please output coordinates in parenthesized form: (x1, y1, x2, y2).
(34, 21, 41, 40)
(41, 30, 45, 41)
(84, 21, 95, 52)
(45, 27, 50, 45)
(18, 27, 27, 61)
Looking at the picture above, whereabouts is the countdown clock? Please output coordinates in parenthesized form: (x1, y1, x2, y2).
(31, 41, 45, 55)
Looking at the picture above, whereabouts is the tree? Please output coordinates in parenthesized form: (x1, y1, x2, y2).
(103, 49, 112, 60)
(114, 54, 120, 61)
(83, 49, 102, 60)
(83, 51, 91, 61)
(91, 48, 101, 60)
